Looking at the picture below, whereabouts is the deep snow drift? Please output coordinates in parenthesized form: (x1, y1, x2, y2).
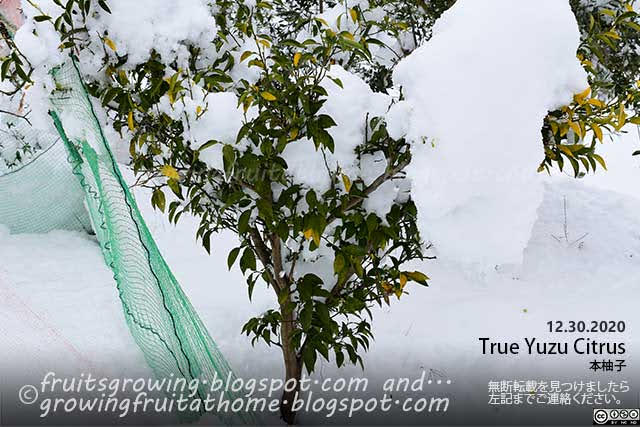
(388, 0, 588, 266)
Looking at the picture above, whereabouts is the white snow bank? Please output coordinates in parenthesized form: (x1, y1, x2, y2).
(389, 0, 588, 266)
(0, 230, 150, 380)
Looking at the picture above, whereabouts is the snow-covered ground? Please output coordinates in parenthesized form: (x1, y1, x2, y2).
(1, 129, 638, 425)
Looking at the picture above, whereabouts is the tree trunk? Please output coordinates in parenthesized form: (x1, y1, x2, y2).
(280, 305, 302, 425)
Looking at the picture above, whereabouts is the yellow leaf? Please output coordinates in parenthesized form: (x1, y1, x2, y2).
(406, 271, 429, 282)
(573, 86, 591, 104)
(568, 121, 582, 138)
(243, 95, 254, 113)
(289, 128, 299, 140)
(196, 106, 203, 115)
(258, 38, 271, 48)
(591, 123, 603, 141)
(304, 229, 314, 240)
(160, 165, 180, 180)
(104, 37, 117, 51)
(559, 123, 568, 137)
(592, 153, 607, 170)
(313, 230, 321, 247)
(293, 52, 302, 67)
(261, 92, 277, 101)
(604, 30, 621, 40)
(617, 103, 627, 130)
(341, 174, 352, 192)
(394, 288, 403, 299)
(342, 32, 354, 41)
(118, 70, 128, 84)
(558, 144, 575, 158)
(399, 273, 407, 288)
(381, 281, 393, 293)
(240, 50, 253, 62)
(349, 8, 358, 22)
(127, 111, 135, 131)
(315, 17, 329, 27)
(587, 98, 605, 108)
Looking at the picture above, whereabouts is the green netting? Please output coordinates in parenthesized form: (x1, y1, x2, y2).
(47, 59, 256, 424)
(0, 56, 255, 424)
(0, 122, 91, 233)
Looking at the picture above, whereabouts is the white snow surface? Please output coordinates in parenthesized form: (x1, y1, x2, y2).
(389, 0, 589, 266)
(89, 0, 215, 68)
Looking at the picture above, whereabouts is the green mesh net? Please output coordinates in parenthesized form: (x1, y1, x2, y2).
(0, 122, 91, 233)
(0, 58, 256, 425)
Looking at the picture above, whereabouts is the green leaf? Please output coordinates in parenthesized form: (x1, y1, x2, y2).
(592, 153, 607, 170)
(240, 247, 257, 273)
(238, 210, 251, 234)
(227, 247, 241, 270)
(98, 0, 111, 13)
(315, 303, 331, 327)
(300, 304, 312, 330)
(151, 189, 166, 212)
(334, 348, 344, 367)
(222, 144, 235, 178)
(202, 230, 212, 254)
(333, 253, 346, 274)
(256, 198, 273, 221)
(302, 346, 317, 373)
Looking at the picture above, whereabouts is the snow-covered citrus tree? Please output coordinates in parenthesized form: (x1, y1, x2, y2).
(2, 0, 440, 422)
(2, 0, 639, 423)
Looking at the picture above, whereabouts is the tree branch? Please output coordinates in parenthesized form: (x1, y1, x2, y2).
(249, 227, 280, 292)
(0, 109, 31, 125)
(327, 156, 410, 225)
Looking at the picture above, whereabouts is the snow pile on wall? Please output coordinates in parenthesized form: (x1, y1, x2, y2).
(388, 0, 588, 265)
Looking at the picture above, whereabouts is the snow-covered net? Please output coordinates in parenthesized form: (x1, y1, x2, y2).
(0, 122, 91, 233)
(0, 58, 255, 425)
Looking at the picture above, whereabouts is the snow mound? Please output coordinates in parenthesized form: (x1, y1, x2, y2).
(389, 0, 588, 266)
